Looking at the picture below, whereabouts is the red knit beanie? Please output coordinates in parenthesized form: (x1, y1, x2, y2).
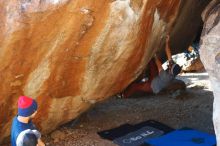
(18, 96, 38, 117)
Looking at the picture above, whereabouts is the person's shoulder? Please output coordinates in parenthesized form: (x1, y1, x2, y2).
(160, 69, 172, 75)
(11, 116, 19, 128)
(28, 120, 37, 130)
(159, 69, 174, 80)
(12, 116, 18, 122)
(159, 69, 168, 76)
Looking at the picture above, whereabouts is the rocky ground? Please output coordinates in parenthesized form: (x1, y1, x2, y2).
(38, 72, 214, 146)
(4, 72, 214, 146)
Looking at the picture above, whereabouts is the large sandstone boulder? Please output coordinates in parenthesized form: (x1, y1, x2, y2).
(200, 0, 220, 144)
(0, 0, 210, 143)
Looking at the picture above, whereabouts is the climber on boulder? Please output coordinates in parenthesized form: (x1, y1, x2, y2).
(119, 35, 185, 98)
(11, 96, 45, 146)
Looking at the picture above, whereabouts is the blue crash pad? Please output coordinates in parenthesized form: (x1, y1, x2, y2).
(145, 129, 216, 146)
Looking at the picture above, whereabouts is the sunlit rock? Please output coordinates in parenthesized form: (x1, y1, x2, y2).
(0, 0, 210, 143)
(200, 0, 220, 144)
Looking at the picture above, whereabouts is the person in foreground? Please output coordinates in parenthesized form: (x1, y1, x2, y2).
(120, 35, 184, 98)
(11, 96, 45, 146)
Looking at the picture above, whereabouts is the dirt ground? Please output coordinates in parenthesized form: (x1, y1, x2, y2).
(39, 72, 216, 145)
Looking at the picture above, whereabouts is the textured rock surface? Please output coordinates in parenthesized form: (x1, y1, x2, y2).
(185, 57, 205, 72)
(200, 0, 220, 144)
(169, 0, 211, 55)
(0, 0, 210, 143)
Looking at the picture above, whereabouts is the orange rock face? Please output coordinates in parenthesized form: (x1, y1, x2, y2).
(0, 0, 209, 143)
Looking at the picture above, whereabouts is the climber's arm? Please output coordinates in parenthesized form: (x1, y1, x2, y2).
(154, 55, 163, 72)
(165, 35, 172, 62)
